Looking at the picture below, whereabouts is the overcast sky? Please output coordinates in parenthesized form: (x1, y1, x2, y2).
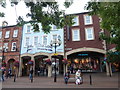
(0, 0, 90, 26)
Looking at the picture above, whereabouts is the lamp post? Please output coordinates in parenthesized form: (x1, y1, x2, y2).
(50, 35, 62, 82)
(2, 46, 6, 62)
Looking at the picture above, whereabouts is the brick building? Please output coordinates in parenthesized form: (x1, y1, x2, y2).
(0, 25, 22, 75)
(64, 12, 115, 74)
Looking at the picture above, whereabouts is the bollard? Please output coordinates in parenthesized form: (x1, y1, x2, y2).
(90, 75, 92, 85)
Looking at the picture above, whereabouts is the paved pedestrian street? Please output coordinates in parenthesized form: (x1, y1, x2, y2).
(2, 72, 119, 88)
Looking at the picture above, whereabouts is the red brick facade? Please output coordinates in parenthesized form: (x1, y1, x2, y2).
(0, 25, 22, 64)
(64, 12, 105, 52)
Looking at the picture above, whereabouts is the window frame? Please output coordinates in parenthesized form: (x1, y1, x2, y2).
(13, 29, 18, 37)
(5, 31, 10, 38)
(85, 27, 95, 40)
(26, 25, 31, 33)
(42, 35, 48, 46)
(0, 31, 2, 39)
(72, 29, 80, 41)
(84, 14, 93, 25)
(72, 16, 79, 26)
(11, 42, 17, 51)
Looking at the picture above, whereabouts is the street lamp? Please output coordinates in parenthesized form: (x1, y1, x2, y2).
(2, 46, 7, 62)
(50, 35, 62, 82)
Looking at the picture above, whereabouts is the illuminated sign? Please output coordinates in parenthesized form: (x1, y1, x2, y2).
(78, 54, 88, 56)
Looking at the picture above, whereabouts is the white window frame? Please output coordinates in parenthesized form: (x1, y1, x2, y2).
(0, 31, 2, 39)
(25, 37, 30, 47)
(85, 27, 95, 40)
(72, 16, 79, 26)
(34, 36, 39, 47)
(13, 29, 18, 37)
(11, 42, 17, 51)
(72, 29, 80, 41)
(26, 25, 31, 33)
(42, 35, 48, 46)
(84, 14, 93, 25)
(3, 43, 8, 52)
(52, 25, 58, 30)
(5, 31, 10, 38)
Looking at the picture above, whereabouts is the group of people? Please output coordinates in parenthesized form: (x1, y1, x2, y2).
(64, 69, 83, 85)
(1, 67, 17, 82)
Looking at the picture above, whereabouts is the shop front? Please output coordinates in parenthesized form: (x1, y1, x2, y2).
(67, 51, 104, 73)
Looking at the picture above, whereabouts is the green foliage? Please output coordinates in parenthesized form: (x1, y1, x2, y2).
(0, 1, 74, 33)
(86, 2, 120, 51)
(25, 2, 74, 33)
(0, 0, 6, 17)
(86, 2, 120, 63)
(107, 51, 120, 63)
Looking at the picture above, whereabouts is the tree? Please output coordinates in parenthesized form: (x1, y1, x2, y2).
(0, 0, 74, 33)
(85, 1, 120, 63)
(0, 0, 6, 17)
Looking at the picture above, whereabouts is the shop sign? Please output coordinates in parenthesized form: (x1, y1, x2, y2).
(37, 44, 52, 51)
(78, 54, 88, 56)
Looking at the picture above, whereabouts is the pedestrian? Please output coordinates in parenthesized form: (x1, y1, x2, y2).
(2, 69, 5, 82)
(29, 66, 33, 83)
(8, 68, 12, 78)
(75, 69, 83, 85)
(64, 71, 69, 84)
(13, 66, 17, 82)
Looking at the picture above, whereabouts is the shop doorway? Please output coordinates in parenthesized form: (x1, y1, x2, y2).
(8, 59, 15, 75)
(34, 55, 48, 76)
(22, 56, 31, 76)
(51, 55, 63, 75)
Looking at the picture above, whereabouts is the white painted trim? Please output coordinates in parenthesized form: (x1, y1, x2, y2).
(66, 47, 106, 56)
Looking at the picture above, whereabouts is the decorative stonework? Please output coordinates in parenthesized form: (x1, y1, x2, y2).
(66, 47, 106, 56)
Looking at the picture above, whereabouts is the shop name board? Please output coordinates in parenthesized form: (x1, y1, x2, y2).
(78, 54, 88, 56)
(37, 44, 52, 51)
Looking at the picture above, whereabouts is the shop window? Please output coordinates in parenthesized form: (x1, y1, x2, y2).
(72, 29, 80, 41)
(68, 58, 100, 72)
(5, 31, 10, 38)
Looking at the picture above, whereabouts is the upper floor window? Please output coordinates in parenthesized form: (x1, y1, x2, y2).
(84, 14, 93, 25)
(5, 31, 10, 38)
(13, 29, 18, 37)
(34, 36, 39, 46)
(0, 31, 2, 39)
(11, 42, 17, 51)
(27, 25, 31, 33)
(3, 43, 8, 52)
(43, 36, 47, 45)
(52, 34, 57, 41)
(85, 27, 94, 40)
(52, 25, 58, 30)
(25, 37, 30, 47)
(72, 29, 80, 41)
(72, 16, 79, 26)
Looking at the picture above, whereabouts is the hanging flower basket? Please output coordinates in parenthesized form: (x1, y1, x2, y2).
(14, 61, 19, 67)
(62, 58, 68, 64)
(28, 60, 34, 66)
(45, 59, 52, 65)
(2, 61, 6, 67)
